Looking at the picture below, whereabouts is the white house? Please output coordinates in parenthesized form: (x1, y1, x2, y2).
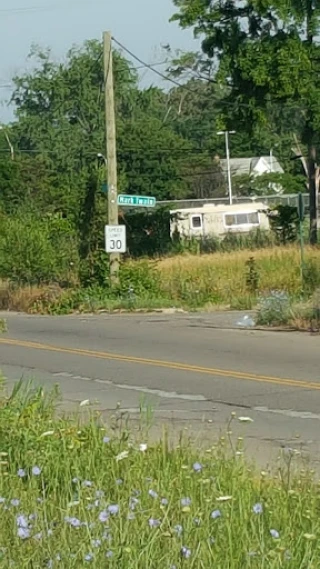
(170, 202, 270, 240)
(220, 155, 284, 177)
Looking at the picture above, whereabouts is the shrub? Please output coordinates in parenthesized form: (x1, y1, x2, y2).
(0, 214, 78, 286)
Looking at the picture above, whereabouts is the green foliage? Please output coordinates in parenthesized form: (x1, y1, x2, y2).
(256, 290, 292, 326)
(246, 257, 260, 294)
(1, 381, 320, 567)
(269, 205, 300, 245)
(0, 213, 78, 285)
(122, 208, 172, 258)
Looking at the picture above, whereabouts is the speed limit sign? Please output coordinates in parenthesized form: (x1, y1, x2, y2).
(105, 225, 127, 253)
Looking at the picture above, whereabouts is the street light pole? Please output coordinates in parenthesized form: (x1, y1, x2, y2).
(217, 130, 235, 205)
(0, 126, 14, 160)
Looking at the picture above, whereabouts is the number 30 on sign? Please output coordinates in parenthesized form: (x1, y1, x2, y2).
(105, 225, 127, 253)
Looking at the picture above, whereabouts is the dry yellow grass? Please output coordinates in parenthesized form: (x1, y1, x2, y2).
(156, 246, 320, 307)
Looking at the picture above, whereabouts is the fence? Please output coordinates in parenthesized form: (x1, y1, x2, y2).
(157, 193, 310, 210)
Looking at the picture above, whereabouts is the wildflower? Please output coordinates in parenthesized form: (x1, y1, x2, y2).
(72, 477, 79, 484)
(96, 490, 105, 499)
(34, 532, 43, 541)
(17, 469, 26, 478)
(149, 518, 161, 528)
(32, 466, 41, 476)
(82, 480, 92, 488)
(65, 516, 81, 528)
(47, 561, 53, 569)
(29, 514, 37, 521)
(181, 497, 191, 507)
(0, 497, 5, 504)
(253, 503, 263, 515)
(99, 510, 109, 523)
(129, 497, 139, 510)
(211, 509, 221, 519)
(193, 462, 202, 472)
(139, 443, 148, 452)
(115, 450, 129, 462)
(92, 539, 101, 548)
(116, 478, 123, 485)
(17, 527, 30, 539)
(149, 489, 158, 499)
(106, 551, 113, 558)
(181, 546, 191, 559)
(161, 497, 168, 506)
(16, 515, 29, 529)
(11, 499, 20, 507)
(270, 529, 280, 539)
(47, 529, 53, 537)
(103, 436, 110, 444)
(174, 524, 183, 536)
(107, 504, 119, 515)
(84, 553, 94, 562)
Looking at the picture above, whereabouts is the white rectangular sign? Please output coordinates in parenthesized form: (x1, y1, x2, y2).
(105, 225, 126, 253)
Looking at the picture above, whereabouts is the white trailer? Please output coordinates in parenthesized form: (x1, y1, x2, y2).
(170, 202, 270, 239)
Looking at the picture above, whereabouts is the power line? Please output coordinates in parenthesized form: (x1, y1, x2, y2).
(112, 37, 198, 93)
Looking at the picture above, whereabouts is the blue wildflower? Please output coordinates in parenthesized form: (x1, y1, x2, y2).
(17, 527, 30, 539)
(116, 478, 123, 485)
(181, 546, 191, 559)
(161, 497, 168, 506)
(149, 489, 158, 499)
(84, 553, 94, 562)
(17, 469, 26, 478)
(82, 480, 92, 488)
(107, 504, 119, 515)
(181, 497, 191, 507)
(32, 466, 41, 476)
(174, 524, 183, 536)
(99, 510, 109, 523)
(64, 516, 81, 528)
(16, 515, 29, 528)
(106, 551, 113, 558)
(193, 462, 202, 472)
(211, 509, 221, 519)
(103, 436, 110, 444)
(11, 499, 20, 507)
(270, 529, 280, 539)
(253, 503, 263, 515)
(148, 518, 161, 528)
(129, 497, 139, 510)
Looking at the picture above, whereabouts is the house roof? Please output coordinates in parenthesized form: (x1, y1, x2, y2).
(220, 156, 284, 176)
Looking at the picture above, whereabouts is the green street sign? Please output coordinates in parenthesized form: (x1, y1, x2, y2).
(101, 182, 108, 193)
(118, 194, 156, 208)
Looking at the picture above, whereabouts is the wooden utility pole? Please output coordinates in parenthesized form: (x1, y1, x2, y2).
(103, 31, 120, 284)
(308, 142, 318, 245)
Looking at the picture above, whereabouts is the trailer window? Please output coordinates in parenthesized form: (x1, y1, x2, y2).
(224, 212, 259, 227)
(191, 215, 202, 229)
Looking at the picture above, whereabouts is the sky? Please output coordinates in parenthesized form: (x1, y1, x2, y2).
(0, 0, 198, 123)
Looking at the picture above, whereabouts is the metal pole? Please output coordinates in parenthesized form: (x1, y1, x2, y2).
(103, 31, 120, 285)
(225, 131, 233, 205)
(0, 126, 14, 160)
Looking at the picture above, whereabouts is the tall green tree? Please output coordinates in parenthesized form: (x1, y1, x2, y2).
(172, 0, 320, 242)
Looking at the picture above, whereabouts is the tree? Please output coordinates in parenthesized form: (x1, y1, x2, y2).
(172, 0, 320, 242)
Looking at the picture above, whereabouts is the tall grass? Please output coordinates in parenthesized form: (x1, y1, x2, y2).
(0, 381, 319, 568)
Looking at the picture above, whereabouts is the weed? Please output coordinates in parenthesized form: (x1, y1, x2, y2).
(0, 381, 318, 568)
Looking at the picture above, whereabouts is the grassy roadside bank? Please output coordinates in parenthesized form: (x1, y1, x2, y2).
(0, 246, 319, 326)
(0, 381, 318, 568)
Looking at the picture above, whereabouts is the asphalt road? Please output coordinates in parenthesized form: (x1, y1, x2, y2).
(0, 310, 319, 468)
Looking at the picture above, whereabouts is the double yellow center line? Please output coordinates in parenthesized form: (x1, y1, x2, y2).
(0, 337, 318, 391)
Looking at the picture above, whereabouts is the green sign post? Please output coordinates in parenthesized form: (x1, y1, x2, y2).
(118, 195, 156, 208)
(298, 192, 305, 286)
